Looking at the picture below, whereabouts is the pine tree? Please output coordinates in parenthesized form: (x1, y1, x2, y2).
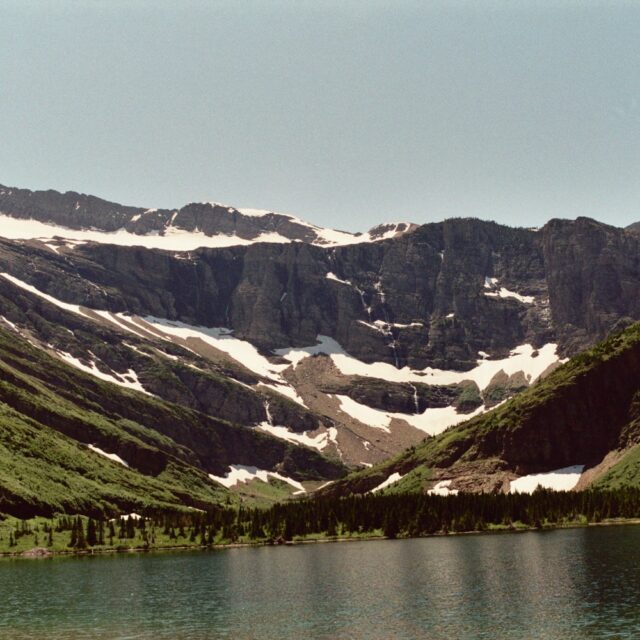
(126, 517, 135, 539)
(87, 519, 97, 546)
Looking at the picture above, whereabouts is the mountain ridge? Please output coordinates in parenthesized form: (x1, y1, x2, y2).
(0, 182, 417, 247)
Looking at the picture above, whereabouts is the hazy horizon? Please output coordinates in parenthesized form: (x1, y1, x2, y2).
(1, 1, 638, 232)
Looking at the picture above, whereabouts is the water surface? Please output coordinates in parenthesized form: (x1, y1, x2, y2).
(3, 526, 640, 639)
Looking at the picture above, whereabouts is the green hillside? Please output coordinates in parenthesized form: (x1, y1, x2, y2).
(0, 328, 345, 517)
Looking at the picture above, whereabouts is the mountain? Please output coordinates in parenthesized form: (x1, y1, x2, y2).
(324, 322, 640, 497)
(2, 182, 640, 491)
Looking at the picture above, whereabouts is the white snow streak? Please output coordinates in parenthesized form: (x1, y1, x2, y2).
(1, 273, 90, 317)
(56, 351, 150, 395)
(484, 277, 535, 304)
(208, 465, 306, 492)
(254, 423, 330, 451)
(370, 472, 404, 493)
(87, 444, 129, 467)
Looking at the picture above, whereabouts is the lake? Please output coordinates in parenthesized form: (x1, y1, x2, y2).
(2, 525, 640, 639)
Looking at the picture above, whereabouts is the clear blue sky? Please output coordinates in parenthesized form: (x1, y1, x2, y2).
(1, 1, 638, 231)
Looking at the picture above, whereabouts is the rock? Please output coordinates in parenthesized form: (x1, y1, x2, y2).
(21, 547, 52, 557)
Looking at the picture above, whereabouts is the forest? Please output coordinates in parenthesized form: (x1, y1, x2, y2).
(3, 487, 640, 554)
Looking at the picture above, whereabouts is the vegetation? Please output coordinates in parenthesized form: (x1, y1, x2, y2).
(4, 486, 640, 555)
(0, 327, 343, 517)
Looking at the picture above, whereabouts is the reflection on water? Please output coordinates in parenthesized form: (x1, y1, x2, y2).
(2, 526, 640, 639)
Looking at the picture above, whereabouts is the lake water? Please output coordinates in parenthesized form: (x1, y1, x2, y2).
(2, 525, 640, 639)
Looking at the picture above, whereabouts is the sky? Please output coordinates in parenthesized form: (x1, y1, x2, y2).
(0, 1, 638, 232)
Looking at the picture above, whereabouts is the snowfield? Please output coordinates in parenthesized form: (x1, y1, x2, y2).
(278, 334, 563, 392)
(509, 465, 585, 494)
(427, 480, 459, 496)
(335, 394, 485, 435)
(0, 210, 412, 251)
(0, 273, 567, 459)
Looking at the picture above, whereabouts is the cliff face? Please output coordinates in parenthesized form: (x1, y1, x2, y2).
(541, 217, 640, 355)
(4, 215, 636, 367)
(3, 183, 640, 472)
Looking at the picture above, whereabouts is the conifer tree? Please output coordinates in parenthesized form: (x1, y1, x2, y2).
(87, 519, 97, 546)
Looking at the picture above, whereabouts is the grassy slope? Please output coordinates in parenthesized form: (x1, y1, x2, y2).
(327, 323, 640, 495)
(0, 328, 344, 517)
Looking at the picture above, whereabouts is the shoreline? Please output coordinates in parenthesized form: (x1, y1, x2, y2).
(3, 517, 640, 560)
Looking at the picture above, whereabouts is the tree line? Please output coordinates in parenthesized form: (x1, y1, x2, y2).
(6, 487, 640, 550)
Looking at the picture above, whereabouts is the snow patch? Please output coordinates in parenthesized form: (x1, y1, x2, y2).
(208, 465, 305, 493)
(484, 277, 534, 304)
(336, 395, 392, 432)
(329, 341, 561, 391)
(257, 382, 307, 407)
(0, 316, 19, 332)
(335, 394, 484, 436)
(140, 318, 289, 382)
(87, 444, 129, 467)
(371, 472, 404, 493)
(254, 423, 329, 451)
(325, 272, 353, 286)
(427, 480, 458, 496)
(56, 351, 150, 395)
(509, 465, 585, 494)
(275, 335, 346, 367)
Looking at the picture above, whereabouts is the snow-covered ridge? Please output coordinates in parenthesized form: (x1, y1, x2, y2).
(0, 197, 415, 251)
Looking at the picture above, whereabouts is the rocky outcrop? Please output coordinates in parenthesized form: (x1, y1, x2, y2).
(541, 217, 640, 356)
(483, 371, 528, 408)
(318, 377, 469, 414)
